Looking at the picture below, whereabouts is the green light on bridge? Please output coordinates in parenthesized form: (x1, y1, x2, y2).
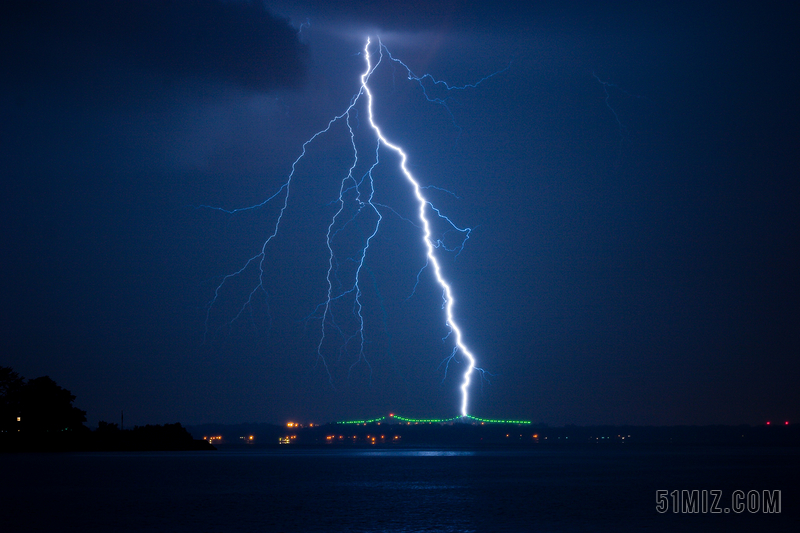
(335, 414, 531, 425)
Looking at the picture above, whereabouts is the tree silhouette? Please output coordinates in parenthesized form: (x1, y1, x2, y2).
(18, 376, 87, 433)
(0, 366, 25, 432)
(97, 420, 119, 432)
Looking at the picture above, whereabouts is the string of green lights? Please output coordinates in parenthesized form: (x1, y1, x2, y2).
(336, 416, 387, 425)
(465, 415, 531, 425)
(335, 414, 531, 425)
(392, 415, 462, 424)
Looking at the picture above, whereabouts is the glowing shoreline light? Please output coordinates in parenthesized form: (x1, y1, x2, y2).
(205, 37, 510, 419)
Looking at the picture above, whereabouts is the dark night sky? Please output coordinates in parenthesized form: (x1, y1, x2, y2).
(2, 0, 798, 427)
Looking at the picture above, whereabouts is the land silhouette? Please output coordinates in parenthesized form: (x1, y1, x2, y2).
(189, 419, 800, 447)
(5, 366, 797, 451)
(0, 366, 212, 452)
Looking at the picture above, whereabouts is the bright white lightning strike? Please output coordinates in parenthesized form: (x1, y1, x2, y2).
(203, 36, 498, 418)
(359, 38, 476, 417)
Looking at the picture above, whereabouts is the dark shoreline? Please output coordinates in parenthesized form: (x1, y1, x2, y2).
(188, 421, 800, 448)
(1, 423, 215, 452)
(5, 422, 797, 452)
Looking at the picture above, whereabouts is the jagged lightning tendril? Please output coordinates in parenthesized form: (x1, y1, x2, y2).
(203, 36, 497, 417)
(383, 47, 511, 138)
(592, 72, 628, 143)
(592, 72, 650, 144)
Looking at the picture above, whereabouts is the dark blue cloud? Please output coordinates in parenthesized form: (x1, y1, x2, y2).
(2, 0, 307, 93)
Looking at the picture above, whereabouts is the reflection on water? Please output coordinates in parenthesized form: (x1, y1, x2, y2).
(339, 481, 464, 490)
(343, 450, 475, 457)
(1, 446, 797, 532)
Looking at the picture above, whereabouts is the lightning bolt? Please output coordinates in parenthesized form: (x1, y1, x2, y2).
(360, 38, 478, 416)
(202, 36, 499, 418)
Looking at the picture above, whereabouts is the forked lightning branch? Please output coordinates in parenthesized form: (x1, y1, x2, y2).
(204, 37, 502, 417)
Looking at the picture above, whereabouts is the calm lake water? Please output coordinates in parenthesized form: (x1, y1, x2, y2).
(1, 445, 797, 532)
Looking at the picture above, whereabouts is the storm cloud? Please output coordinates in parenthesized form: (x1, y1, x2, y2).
(2, 0, 307, 93)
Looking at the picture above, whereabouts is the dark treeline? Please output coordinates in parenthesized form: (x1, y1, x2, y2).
(87, 421, 214, 452)
(0, 367, 212, 452)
